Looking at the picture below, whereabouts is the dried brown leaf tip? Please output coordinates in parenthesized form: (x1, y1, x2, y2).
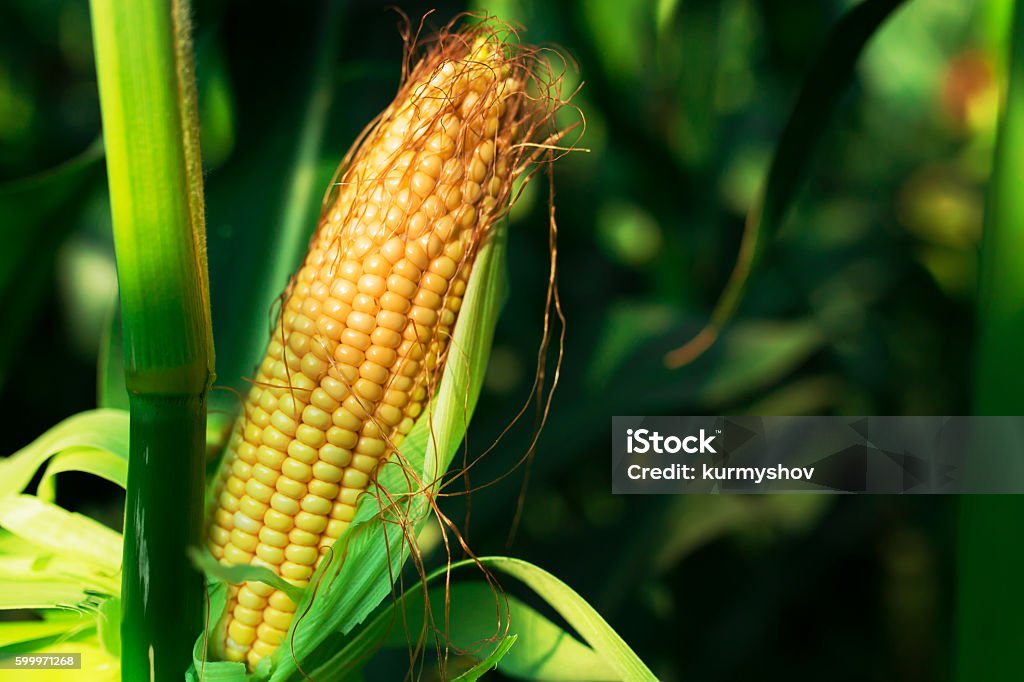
(205, 17, 575, 669)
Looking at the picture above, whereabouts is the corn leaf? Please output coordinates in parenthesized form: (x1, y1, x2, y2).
(302, 559, 637, 681)
(36, 448, 129, 503)
(0, 618, 87, 649)
(665, 0, 908, 367)
(0, 409, 130, 498)
(452, 635, 518, 682)
(190, 549, 304, 606)
(478, 557, 655, 681)
(0, 496, 121, 576)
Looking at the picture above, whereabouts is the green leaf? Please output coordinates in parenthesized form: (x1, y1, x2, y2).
(301, 558, 644, 682)
(452, 635, 517, 682)
(0, 617, 89, 649)
(479, 557, 656, 682)
(665, 0, 908, 367)
(189, 549, 304, 606)
(0, 496, 121, 576)
(36, 448, 129, 502)
(187, 581, 248, 682)
(0, 408, 129, 498)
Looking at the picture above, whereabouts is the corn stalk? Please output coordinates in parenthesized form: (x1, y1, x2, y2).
(89, 0, 213, 679)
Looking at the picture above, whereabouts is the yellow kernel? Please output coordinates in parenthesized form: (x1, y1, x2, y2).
(377, 404, 403, 425)
(414, 289, 442, 310)
(223, 544, 253, 565)
(331, 504, 356, 522)
(228, 620, 257, 646)
(301, 353, 328, 377)
(259, 526, 289, 547)
(374, 310, 404, 333)
(236, 588, 267, 610)
(422, 272, 448, 294)
(269, 591, 296, 612)
(230, 528, 258, 552)
(257, 622, 286, 645)
(345, 311, 375, 335)
(255, 544, 285, 565)
(386, 274, 416, 299)
(312, 460, 344, 482)
(270, 492, 300, 515)
(264, 607, 294, 631)
(393, 259, 421, 280)
(310, 388, 339, 413)
(379, 292, 410, 314)
(281, 458, 313, 483)
(275, 476, 307, 500)
(358, 274, 387, 298)
(381, 237, 405, 263)
(210, 525, 230, 547)
(281, 562, 314, 582)
(300, 494, 333, 515)
(352, 453, 379, 474)
(370, 327, 402, 348)
(288, 527, 319, 546)
(232, 511, 261, 535)
(223, 484, 243, 505)
(342, 394, 372, 420)
(343, 469, 370, 490)
(269, 411, 297, 437)
(238, 496, 268, 520)
(410, 171, 436, 198)
(410, 306, 438, 327)
(385, 387, 407, 409)
(319, 444, 352, 468)
(354, 378, 383, 402)
(307, 479, 341, 499)
(330, 407, 361, 431)
(295, 423, 326, 448)
(325, 425, 357, 449)
(260, 426, 290, 453)
(285, 544, 319, 566)
(264, 509, 294, 533)
(358, 361, 389, 385)
(366, 345, 397, 366)
(326, 519, 349, 538)
(250, 639, 278, 661)
(340, 328, 371, 351)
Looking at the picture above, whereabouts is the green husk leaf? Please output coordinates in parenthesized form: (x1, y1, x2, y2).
(452, 635, 517, 681)
(302, 559, 636, 681)
(189, 549, 304, 605)
(0, 409, 130, 498)
(187, 581, 248, 682)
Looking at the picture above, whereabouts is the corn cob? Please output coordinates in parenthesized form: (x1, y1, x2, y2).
(206, 25, 554, 669)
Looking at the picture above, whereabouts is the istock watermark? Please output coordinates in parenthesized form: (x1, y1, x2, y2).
(612, 416, 1024, 494)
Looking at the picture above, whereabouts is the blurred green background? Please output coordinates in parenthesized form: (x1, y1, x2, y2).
(0, 0, 1011, 679)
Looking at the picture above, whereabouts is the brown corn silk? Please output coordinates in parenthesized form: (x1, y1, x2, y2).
(205, 22, 560, 669)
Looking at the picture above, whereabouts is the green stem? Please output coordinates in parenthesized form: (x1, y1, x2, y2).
(959, 2, 1024, 679)
(89, 0, 212, 679)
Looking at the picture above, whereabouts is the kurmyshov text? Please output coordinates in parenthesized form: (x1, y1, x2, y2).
(613, 415, 1024, 494)
(624, 428, 814, 483)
